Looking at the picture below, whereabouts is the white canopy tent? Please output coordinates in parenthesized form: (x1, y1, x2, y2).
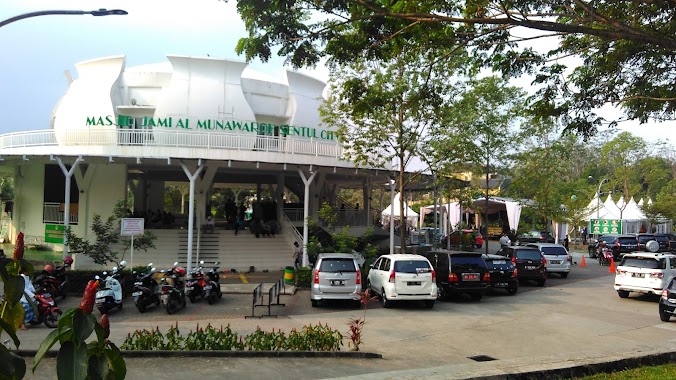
(381, 193, 419, 227)
(472, 197, 524, 233)
(419, 202, 462, 236)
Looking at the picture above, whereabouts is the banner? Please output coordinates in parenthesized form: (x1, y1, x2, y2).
(589, 219, 622, 235)
(45, 224, 65, 243)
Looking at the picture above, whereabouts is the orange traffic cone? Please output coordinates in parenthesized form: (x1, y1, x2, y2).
(580, 255, 586, 268)
(609, 258, 615, 273)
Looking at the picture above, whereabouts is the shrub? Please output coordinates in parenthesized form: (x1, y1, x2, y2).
(295, 267, 312, 288)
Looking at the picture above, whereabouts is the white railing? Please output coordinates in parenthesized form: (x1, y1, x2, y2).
(280, 212, 303, 244)
(0, 129, 343, 159)
(43, 202, 78, 224)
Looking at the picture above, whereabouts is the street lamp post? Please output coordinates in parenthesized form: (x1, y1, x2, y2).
(0, 9, 128, 28)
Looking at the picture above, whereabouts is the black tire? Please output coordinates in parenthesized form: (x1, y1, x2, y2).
(560, 272, 569, 279)
(166, 298, 177, 314)
(381, 289, 392, 308)
(537, 280, 546, 287)
(617, 290, 630, 298)
(311, 299, 318, 307)
(97, 306, 108, 315)
(189, 294, 196, 303)
(437, 286, 448, 301)
(208, 292, 218, 305)
(470, 293, 482, 301)
(136, 302, 146, 313)
(659, 311, 671, 322)
(424, 300, 435, 309)
(354, 300, 362, 309)
(44, 310, 62, 328)
(506, 288, 518, 295)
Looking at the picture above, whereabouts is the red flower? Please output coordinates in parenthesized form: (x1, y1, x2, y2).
(13, 232, 24, 260)
(100, 314, 110, 339)
(79, 280, 99, 314)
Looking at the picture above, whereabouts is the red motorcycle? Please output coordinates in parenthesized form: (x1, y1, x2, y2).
(598, 245, 614, 266)
(33, 256, 73, 303)
(185, 265, 207, 303)
(28, 288, 62, 328)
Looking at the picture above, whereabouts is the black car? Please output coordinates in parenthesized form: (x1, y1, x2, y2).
(588, 234, 637, 259)
(664, 233, 676, 253)
(420, 250, 490, 301)
(636, 233, 656, 251)
(653, 234, 671, 252)
(659, 276, 676, 322)
(482, 254, 518, 295)
(515, 231, 555, 245)
(496, 246, 547, 287)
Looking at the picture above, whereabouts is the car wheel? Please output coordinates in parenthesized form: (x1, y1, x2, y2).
(381, 289, 392, 308)
(659, 311, 671, 322)
(560, 272, 569, 279)
(537, 280, 546, 287)
(366, 280, 373, 294)
(424, 300, 435, 309)
(311, 299, 318, 308)
(437, 286, 448, 301)
(506, 288, 518, 296)
(617, 290, 630, 298)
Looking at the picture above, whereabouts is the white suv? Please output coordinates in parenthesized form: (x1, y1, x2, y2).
(614, 252, 676, 298)
(526, 243, 572, 278)
(367, 254, 437, 309)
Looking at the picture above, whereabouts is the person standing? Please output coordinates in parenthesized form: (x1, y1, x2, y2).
(20, 270, 36, 330)
(564, 235, 570, 251)
(499, 232, 511, 248)
(293, 242, 303, 269)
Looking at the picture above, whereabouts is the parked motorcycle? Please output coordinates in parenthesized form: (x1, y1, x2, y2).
(205, 261, 223, 305)
(28, 287, 62, 328)
(132, 263, 160, 313)
(33, 256, 73, 303)
(160, 262, 187, 314)
(95, 261, 126, 314)
(185, 265, 206, 303)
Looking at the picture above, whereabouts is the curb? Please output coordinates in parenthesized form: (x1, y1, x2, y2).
(15, 349, 382, 359)
(466, 351, 676, 380)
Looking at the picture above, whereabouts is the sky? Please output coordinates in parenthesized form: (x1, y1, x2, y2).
(0, 0, 673, 147)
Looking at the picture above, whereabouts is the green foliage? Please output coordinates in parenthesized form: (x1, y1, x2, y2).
(65, 200, 157, 265)
(237, 0, 676, 136)
(122, 323, 343, 352)
(295, 267, 312, 288)
(317, 202, 337, 229)
(32, 307, 126, 379)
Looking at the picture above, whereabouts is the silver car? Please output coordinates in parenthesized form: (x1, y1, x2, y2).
(526, 243, 572, 278)
(310, 253, 362, 307)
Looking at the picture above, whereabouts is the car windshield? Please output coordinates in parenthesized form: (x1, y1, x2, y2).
(654, 235, 668, 242)
(637, 235, 655, 243)
(319, 258, 356, 272)
(620, 257, 666, 269)
(394, 260, 431, 273)
(484, 258, 511, 269)
(540, 247, 568, 256)
(450, 256, 485, 268)
(516, 250, 543, 261)
(618, 237, 637, 244)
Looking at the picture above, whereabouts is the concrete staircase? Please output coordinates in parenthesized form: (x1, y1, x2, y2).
(139, 229, 295, 272)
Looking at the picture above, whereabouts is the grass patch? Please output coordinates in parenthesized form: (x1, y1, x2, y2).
(0, 243, 63, 263)
(576, 363, 676, 379)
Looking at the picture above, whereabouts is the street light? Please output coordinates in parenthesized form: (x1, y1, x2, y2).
(0, 9, 128, 28)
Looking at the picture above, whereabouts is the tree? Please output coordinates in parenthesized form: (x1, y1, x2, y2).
(429, 76, 526, 253)
(642, 179, 676, 223)
(236, 1, 675, 136)
(599, 132, 646, 218)
(66, 200, 157, 265)
(321, 45, 467, 246)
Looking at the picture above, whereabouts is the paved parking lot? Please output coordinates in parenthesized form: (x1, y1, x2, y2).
(13, 249, 676, 379)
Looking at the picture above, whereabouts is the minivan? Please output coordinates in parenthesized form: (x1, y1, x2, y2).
(420, 250, 490, 300)
(367, 254, 437, 308)
(311, 253, 362, 307)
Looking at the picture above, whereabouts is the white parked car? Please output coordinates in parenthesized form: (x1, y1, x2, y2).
(526, 243, 572, 278)
(367, 254, 437, 309)
(614, 252, 676, 298)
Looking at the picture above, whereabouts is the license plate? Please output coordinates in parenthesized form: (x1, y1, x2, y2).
(631, 273, 644, 278)
(204, 285, 212, 290)
(330, 280, 345, 286)
(408, 281, 421, 286)
(463, 273, 479, 281)
(493, 260, 506, 264)
(525, 266, 537, 270)
(550, 260, 561, 264)
(131, 291, 141, 297)
(185, 287, 193, 290)
(495, 282, 509, 287)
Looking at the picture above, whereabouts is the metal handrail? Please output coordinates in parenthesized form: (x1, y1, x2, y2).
(0, 129, 343, 159)
(280, 212, 303, 244)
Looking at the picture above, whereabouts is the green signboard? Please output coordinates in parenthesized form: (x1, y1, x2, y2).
(589, 219, 622, 235)
(45, 224, 65, 244)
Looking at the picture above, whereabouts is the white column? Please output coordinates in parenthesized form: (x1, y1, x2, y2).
(299, 168, 318, 267)
(389, 179, 395, 255)
(181, 161, 205, 273)
(57, 156, 83, 259)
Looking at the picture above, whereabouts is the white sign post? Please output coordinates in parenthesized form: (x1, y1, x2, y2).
(121, 218, 145, 270)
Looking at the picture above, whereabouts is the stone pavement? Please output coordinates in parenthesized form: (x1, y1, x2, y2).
(11, 248, 676, 379)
